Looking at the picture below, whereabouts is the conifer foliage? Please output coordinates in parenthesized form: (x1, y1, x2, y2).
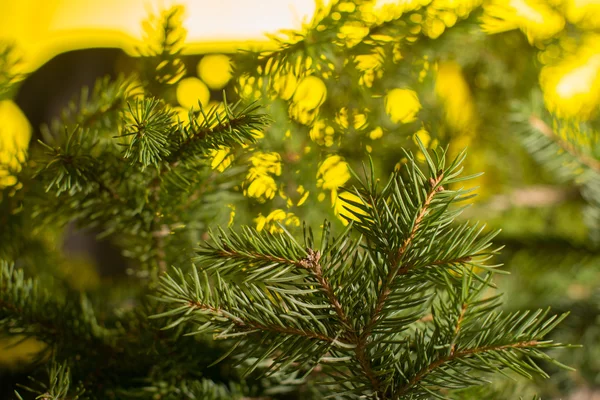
(155, 144, 569, 399)
(0, 3, 576, 400)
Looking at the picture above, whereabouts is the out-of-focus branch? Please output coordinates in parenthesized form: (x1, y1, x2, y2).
(529, 115, 600, 173)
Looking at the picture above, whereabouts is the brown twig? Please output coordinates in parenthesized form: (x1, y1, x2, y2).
(218, 249, 306, 269)
(187, 301, 337, 343)
(300, 249, 353, 331)
(298, 249, 382, 393)
(449, 303, 468, 355)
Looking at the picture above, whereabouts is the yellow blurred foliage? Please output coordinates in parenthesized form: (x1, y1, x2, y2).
(413, 129, 438, 162)
(209, 147, 234, 172)
(244, 152, 282, 201)
(435, 61, 477, 133)
(563, 0, 600, 28)
(0, 336, 46, 367)
(384, 88, 421, 124)
(333, 191, 368, 225)
(369, 127, 384, 140)
(271, 71, 298, 100)
(540, 35, 600, 119)
(481, 0, 565, 42)
(310, 120, 336, 147)
(255, 209, 300, 233)
(289, 76, 327, 125)
(317, 155, 351, 191)
(0, 100, 31, 188)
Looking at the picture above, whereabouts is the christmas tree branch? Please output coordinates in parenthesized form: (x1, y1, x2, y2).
(394, 340, 539, 398)
(156, 146, 568, 398)
(186, 300, 337, 343)
(166, 101, 268, 165)
(361, 171, 445, 342)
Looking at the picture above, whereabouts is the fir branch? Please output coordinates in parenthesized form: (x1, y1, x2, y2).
(41, 75, 136, 139)
(0, 262, 117, 352)
(215, 247, 305, 269)
(233, 0, 343, 76)
(137, 6, 187, 90)
(300, 248, 353, 332)
(0, 41, 25, 98)
(350, 170, 446, 397)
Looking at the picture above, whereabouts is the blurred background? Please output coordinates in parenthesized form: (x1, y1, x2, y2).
(1, 0, 600, 398)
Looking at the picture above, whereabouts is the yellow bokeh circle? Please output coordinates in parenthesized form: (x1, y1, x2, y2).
(293, 76, 327, 110)
(0, 100, 31, 188)
(176, 77, 210, 110)
(197, 54, 232, 90)
(384, 88, 421, 124)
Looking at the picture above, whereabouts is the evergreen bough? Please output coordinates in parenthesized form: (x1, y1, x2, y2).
(0, 5, 575, 400)
(155, 143, 570, 399)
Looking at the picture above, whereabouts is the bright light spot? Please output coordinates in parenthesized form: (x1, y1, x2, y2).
(317, 155, 350, 191)
(0, 100, 31, 188)
(384, 88, 421, 124)
(0, 0, 316, 72)
(556, 55, 600, 98)
(509, 0, 544, 23)
(197, 54, 232, 90)
(176, 77, 210, 110)
(289, 75, 327, 125)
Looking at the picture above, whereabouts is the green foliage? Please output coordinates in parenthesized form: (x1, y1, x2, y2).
(0, 42, 24, 100)
(155, 146, 568, 399)
(15, 360, 85, 400)
(506, 92, 600, 394)
(512, 92, 600, 246)
(1, 1, 592, 399)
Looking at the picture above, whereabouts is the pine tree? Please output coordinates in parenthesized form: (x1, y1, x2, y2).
(1, 1, 593, 399)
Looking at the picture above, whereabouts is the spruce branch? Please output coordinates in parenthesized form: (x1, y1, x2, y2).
(15, 360, 85, 400)
(393, 306, 570, 398)
(516, 97, 600, 243)
(167, 100, 269, 165)
(395, 340, 540, 398)
(155, 145, 567, 398)
(41, 76, 137, 141)
(185, 300, 336, 344)
(359, 169, 445, 346)
(119, 97, 176, 170)
(0, 261, 119, 365)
